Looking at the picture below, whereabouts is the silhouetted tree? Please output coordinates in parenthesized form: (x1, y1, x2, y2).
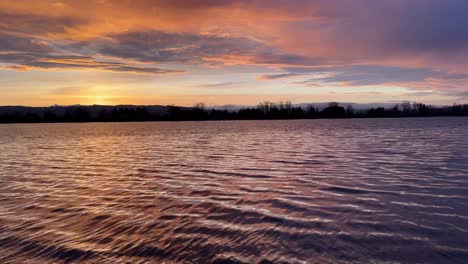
(64, 107, 91, 122)
(43, 110, 58, 122)
(346, 105, 355, 117)
(1, 101, 467, 123)
(401, 101, 412, 114)
(192, 103, 208, 120)
(389, 105, 400, 117)
(167, 105, 182, 121)
(306, 105, 318, 118)
(321, 103, 346, 118)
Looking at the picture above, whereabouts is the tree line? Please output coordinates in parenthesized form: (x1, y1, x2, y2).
(0, 101, 467, 123)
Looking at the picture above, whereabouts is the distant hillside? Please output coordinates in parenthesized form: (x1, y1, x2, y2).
(0, 105, 171, 118)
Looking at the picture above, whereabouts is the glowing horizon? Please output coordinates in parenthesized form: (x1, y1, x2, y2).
(1, 0, 467, 106)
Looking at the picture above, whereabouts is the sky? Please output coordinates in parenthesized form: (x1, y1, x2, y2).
(1, 0, 468, 106)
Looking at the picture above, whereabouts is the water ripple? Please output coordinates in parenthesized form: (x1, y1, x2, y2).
(0, 118, 467, 263)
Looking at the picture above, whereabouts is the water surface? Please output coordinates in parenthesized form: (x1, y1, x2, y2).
(1, 118, 468, 263)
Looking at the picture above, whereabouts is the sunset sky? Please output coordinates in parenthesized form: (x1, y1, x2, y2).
(1, 0, 468, 106)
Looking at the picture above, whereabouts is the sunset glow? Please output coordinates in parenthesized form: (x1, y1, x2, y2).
(1, 2, 468, 263)
(1, 0, 468, 106)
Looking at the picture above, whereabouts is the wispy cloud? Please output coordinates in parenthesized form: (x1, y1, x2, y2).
(193, 82, 242, 89)
(0, 10, 87, 36)
(51, 86, 91, 95)
(0, 40, 184, 75)
(257, 73, 306, 80)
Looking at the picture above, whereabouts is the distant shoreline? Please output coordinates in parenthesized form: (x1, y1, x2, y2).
(1, 101, 467, 124)
(2, 116, 468, 126)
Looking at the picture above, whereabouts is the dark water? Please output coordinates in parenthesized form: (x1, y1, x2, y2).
(1, 118, 468, 264)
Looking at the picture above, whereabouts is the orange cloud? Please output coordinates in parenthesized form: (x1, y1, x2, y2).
(1, 0, 468, 105)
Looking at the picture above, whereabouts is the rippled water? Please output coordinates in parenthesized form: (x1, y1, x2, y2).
(1, 118, 468, 263)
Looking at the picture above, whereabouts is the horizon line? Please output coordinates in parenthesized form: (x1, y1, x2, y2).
(0, 100, 461, 109)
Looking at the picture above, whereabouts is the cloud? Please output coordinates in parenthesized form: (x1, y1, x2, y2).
(0, 34, 52, 53)
(97, 30, 262, 63)
(310, 66, 437, 86)
(64, 29, 329, 70)
(291, 80, 321, 87)
(193, 82, 242, 88)
(0, 10, 86, 36)
(2, 1, 468, 66)
(0, 51, 183, 75)
(257, 73, 306, 80)
(378, 1, 468, 54)
(403, 91, 439, 97)
(454, 91, 468, 98)
(0, 0, 468, 101)
(257, 65, 468, 100)
(51, 86, 91, 95)
(271, 0, 468, 69)
(3, 1, 466, 70)
(264, 65, 468, 87)
(0, 31, 183, 75)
